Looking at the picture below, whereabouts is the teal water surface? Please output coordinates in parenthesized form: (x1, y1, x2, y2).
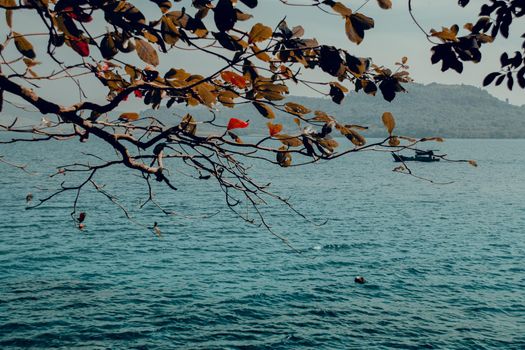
(0, 139, 524, 349)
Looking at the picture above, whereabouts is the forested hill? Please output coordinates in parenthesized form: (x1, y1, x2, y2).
(144, 82, 525, 139)
(1, 83, 524, 138)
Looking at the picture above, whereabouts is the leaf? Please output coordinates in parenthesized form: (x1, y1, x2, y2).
(345, 13, 375, 45)
(119, 112, 140, 121)
(69, 36, 89, 57)
(284, 102, 311, 116)
(195, 83, 216, 107)
(468, 160, 478, 167)
(221, 71, 247, 88)
(214, 0, 236, 32)
(0, 0, 16, 7)
(276, 134, 302, 147)
(135, 38, 159, 66)
(5, 8, 13, 28)
(326, 1, 353, 17)
(239, 0, 258, 8)
(179, 114, 197, 135)
(388, 136, 400, 147)
(430, 26, 459, 42)
(381, 112, 396, 134)
(252, 101, 275, 119)
(100, 33, 118, 59)
(276, 146, 292, 167)
(267, 122, 283, 137)
(377, 0, 392, 9)
(13, 32, 36, 59)
(227, 118, 249, 130)
(250, 44, 271, 62)
(248, 23, 273, 43)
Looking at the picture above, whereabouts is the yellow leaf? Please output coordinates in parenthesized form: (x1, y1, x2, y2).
(13, 32, 36, 59)
(250, 44, 271, 63)
(248, 23, 273, 43)
(430, 26, 459, 42)
(381, 112, 396, 134)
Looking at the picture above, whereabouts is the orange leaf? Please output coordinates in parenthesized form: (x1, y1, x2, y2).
(221, 71, 247, 89)
(119, 112, 140, 121)
(267, 122, 283, 136)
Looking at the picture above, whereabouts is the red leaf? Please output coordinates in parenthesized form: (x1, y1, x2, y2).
(64, 6, 93, 23)
(227, 118, 249, 130)
(69, 37, 90, 57)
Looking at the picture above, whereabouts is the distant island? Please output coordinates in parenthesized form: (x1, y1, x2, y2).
(145, 82, 525, 139)
(2, 83, 524, 139)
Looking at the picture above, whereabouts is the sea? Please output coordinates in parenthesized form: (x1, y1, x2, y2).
(0, 138, 524, 349)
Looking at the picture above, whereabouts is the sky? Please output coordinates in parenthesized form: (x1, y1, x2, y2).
(2, 0, 525, 109)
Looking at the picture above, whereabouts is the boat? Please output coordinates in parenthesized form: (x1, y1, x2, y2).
(392, 149, 441, 162)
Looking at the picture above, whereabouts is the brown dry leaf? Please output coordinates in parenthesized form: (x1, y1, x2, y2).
(250, 44, 271, 62)
(195, 83, 216, 108)
(0, 0, 15, 9)
(284, 102, 311, 116)
(468, 160, 478, 167)
(319, 138, 339, 151)
(135, 38, 159, 66)
(276, 134, 303, 147)
(345, 13, 375, 45)
(276, 146, 292, 167)
(5, 8, 13, 28)
(388, 136, 400, 147)
(313, 111, 334, 123)
(377, 0, 392, 9)
(253, 101, 275, 119)
(381, 112, 396, 134)
(179, 114, 197, 135)
(331, 2, 352, 16)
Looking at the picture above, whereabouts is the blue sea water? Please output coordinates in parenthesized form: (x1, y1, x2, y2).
(0, 138, 524, 349)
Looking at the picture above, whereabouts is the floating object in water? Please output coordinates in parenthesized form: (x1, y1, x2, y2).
(78, 223, 85, 230)
(78, 212, 86, 223)
(153, 222, 162, 238)
(26, 193, 33, 203)
(392, 149, 442, 162)
(354, 276, 366, 284)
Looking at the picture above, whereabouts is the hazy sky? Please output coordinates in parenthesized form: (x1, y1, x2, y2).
(3, 0, 525, 108)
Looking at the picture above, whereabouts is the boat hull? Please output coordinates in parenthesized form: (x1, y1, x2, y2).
(392, 153, 440, 162)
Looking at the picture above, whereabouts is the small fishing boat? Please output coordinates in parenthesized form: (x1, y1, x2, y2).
(392, 149, 441, 162)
